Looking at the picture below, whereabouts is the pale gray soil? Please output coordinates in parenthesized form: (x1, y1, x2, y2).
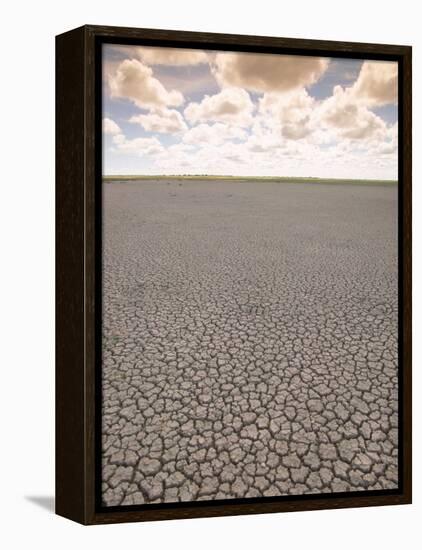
(101, 179, 398, 506)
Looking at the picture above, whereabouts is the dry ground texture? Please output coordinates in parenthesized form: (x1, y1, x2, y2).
(101, 178, 398, 506)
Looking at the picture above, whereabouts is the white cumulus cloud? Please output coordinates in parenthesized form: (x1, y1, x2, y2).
(351, 60, 398, 107)
(259, 89, 316, 140)
(135, 46, 208, 66)
(129, 108, 187, 133)
(103, 117, 121, 135)
(183, 123, 247, 146)
(184, 87, 254, 127)
(212, 52, 329, 93)
(108, 59, 184, 109)
(112, 133, 164, 156)
(318, 85, 387, 141)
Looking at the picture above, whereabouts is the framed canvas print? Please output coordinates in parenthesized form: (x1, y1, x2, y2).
(56, 25, 412, 525)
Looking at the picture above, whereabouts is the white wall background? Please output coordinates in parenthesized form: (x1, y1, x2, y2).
(0, 0, 419, 547)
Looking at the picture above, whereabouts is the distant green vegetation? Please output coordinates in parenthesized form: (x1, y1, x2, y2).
(103, 175, 398, 186)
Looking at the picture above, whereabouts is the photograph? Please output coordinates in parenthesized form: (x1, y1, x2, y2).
(100, 43, 399, 507)
(1, 0, 418, 545)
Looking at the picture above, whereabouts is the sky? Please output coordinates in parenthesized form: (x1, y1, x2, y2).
(102, 44, 398, 179)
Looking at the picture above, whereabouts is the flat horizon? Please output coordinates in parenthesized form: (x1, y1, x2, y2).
(103, 174, 398, 183)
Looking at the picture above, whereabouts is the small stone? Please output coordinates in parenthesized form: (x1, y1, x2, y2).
(230, 447, 246, 463)
(241, 424, 259, 440)
(306, 471, 323, 489)
(199, 393, 212, 404)
(349, 469, 365, 486)
(140, 479, 163, 500)
(372, 429, 387, 442)
(232, 478, 248, 497)
(120, 405, 137, 421)
(320, 467, 333, 485)
(334, 460, 349, 479)
(354, 453, 373, 473)
(331, 479, 349, 492)
(275, 440, 289, 455)
(242, 412, 257, 425)
(192, 448, 206, 462)
(165, 471, 186, 488)
(269, 419, 280, 436)
(125, 450, 138, 466)
(307, 399, 323, 413)
(179, 482, 199, 501)
(314, 383, 331, 396)
(360, 421, 371, 439)
(334, 402, 350, 421)
(284, 406, 296, 421)
(291, 466, 309, 484)
(257, 416, 269, 429)
(351, 396, 370, 415)
(303, 451, 321, 470)
(337, 439, 358, 462)
(319, 443, 337, 460)
(255, 476, 270, 491)
(199, 476, 218, 496)
(109, 466, 133, 488)
(282, 454, 301, 468)
(139, 457, 161, 476)
(221, 466, 236, 483)
(275, 465, 290, 481)
(357, 380, 371, 391)
(267, 452, 280, 468)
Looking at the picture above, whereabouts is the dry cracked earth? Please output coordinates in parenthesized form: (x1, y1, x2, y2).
(101, 179, 398, 507)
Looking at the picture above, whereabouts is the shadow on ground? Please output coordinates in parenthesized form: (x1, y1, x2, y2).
(25, 496, 55, 513)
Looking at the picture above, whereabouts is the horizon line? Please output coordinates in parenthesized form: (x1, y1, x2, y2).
(102, 174, 398, 183)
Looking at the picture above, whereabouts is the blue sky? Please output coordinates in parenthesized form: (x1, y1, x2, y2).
(103, 45, 398, 179)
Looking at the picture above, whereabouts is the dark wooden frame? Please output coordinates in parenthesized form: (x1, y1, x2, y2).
(56, 24, 412, 525)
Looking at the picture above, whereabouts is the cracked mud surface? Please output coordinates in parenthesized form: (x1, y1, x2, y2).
(101, 179, 398, 506)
